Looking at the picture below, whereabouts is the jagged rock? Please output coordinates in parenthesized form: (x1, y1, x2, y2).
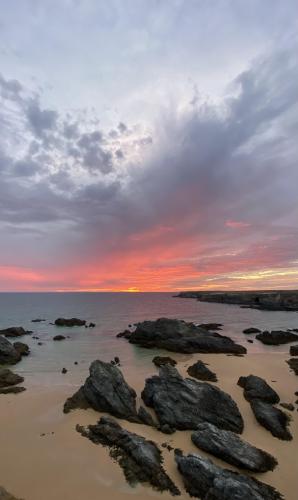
(63, 386, 89, 413)
(0, 386, 26, 394)
(152, 356, 177, 367)
(187, 360, 217, 382)
(286, 358, 298, 375)
(138, 406, 156, 427)
(31, 318, 46, 322)
(77, 416, 180, 496)
(53, 335, 66, 341)
(0, 327, 28, 338)
(116, 329, 131, 339)
(142, 365, 243, 433)
(250, 400, 292, 440)
(237, 375, 280, 404)
(243, 327, 261, 334)
(0, 336, 22, 365)
(175, 452, 283, 500)
(256, 330, 298, 345)
(54, 318, 86, 326)
(290, 345, 298, 356)
(198, 323, 223, 331)
(128, 318, 246, 354)
(280, 402, 294, 411)
(13, 342, 30, 356)
(191, 422, 277, 472)
(0, 486, 23, 499)
(0, 368, 24, 387)
(64, 360, 139, 422)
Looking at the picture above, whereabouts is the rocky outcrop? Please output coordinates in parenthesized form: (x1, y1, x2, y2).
(237, 375, 280, 404)
(13, 342, 30, 356)
(152, 356, 177, 367)
(250, 400, 292, 440)
(127, 318, 246, 354)
(137, 406, 157, 427)
(0, 336, 22, 364)
(286, 358, 298, 375)
(256, 330, 298, 345)
(0, 368, 24, 388)
(142, 365, 243, 433)
(64, 360, 139, 422)
(0, 327, 28, 338)
(198, 323, 223, 330)
(191, 422, 277, 472)
(0, 486, 23, 499)
(175, 452, 283, 500)
(77, 416, 180, 496)
(187, 360, 217, 382)
(0, 386, 26, 394)
(290, 345, 298, 356)
(54, 318, 86, 326)
(243, 327, 261, 334)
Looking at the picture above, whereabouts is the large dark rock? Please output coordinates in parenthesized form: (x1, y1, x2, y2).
(64, 360, 139, 422)
(286, 358, 298, 375)
(0, 486, 23, 499)
(128, 318, 246, 354)
(0, 327, 28, 338)
(237, 375, 280, 404)
(250, 400, 292, 441)
(0, 336, 22, 365)
(290, 345, 298, 356)
(187, 360, 217, 382)
(54, 318, 86, 326)
(175, 452, 283, 500)
(77, 416, 180, 496)
(0, 386, 26, 394)
(243, 327, 261, 334)
(142, 365, 243, 433)
(191, 422, 277, 472)
(137, 406, 157, 427)
(13, 342, 30, 356)
(256, 330, 298, 345)
(152, 356, 177, 367)
(0, 368, 24, 388)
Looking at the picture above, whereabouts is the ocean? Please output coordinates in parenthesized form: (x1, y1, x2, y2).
(0, 292, 297, 388)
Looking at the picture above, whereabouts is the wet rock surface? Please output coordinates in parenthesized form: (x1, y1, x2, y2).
(0, 327, 28, 338)
(142, 365, 243, 433)
(54, 318, 86, 326)
(256, 330, 298, 345)
(152, 356, 177, 367)
(286, 358, 298, 375)
(250, 400, 292, 440)
(0, 368, 24, 388)
(64, 360, 139, 422)
(175, 452, 283, 500)
(77, 416, 180, 496)
(13, 342, 30, 356)
(187, 360, 217, 382)
(191, 422, 277, 472)
(137, 406, 156, 427)
(0, 336, 22, 365)
(127, 318, 246, 354)
(237, 375, 280, 404)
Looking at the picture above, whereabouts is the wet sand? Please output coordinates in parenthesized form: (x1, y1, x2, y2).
(0, 352, 297, 500)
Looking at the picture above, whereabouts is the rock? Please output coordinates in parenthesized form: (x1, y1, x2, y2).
(243, 327, 261, 334)
(128, 318, 246, 354)
(31, 318, 46, 322)
(280, 402, 294, 411)
(0, 327, 28, 338)
(37, 342, 43, 346)
(160, 423, 176, 434)
(256, 330, 298, 345)
(191, 422, 277, 472)
(0, 336, 22, 365)
(0, 486, 23, 499)
(237, 375, 280, 404)
(286, 358, 298, 375)
(198, 323, 223, 331)
(53, 335, 66, 341)
(0, 386, 26, 394)
(64, 360, 139, 422)
(114, 356, 120, 365)
(247, 339, 254, 343)
(187, 360, 217, 382)
(142, 365, 243, 433)
(116, 329, 131, 339)
(63, 387, 89, 413)
(77, 416, 180, 495)
(0, 368, 24, 387)
(54, 318, 86, 326)
(74, 361, 78, 365)
(250, 400, 292, 440)
(13, 342, 30, 356)
(290, 345, 298, 356)
(61, 367, 67, 374)
(138, 406, 156, 427)
(89, 322, 96, 328)
(175, 452, 283, 500)
(152, 356, 177, 367)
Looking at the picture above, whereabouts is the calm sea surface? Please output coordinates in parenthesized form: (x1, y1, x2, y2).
(0, 292, 297, 387)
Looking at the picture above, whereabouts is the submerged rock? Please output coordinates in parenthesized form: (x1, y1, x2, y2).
(243, 327, 261, 334)
(187, 360, 217, 382)
(175, 452, 283, 500)
(77, 416, 180, 496)
(237, 375, 280, 404)
(0, 327, 28, 338)
(64, 360, 139, 422)
(128, 318, 246, 354)
(286, 358, 298, 375)
(31, 318, 46, 322)
(0, 368, 24, 388)
(256, 330, 298, 345)
(152, 356, 177, 367)
(290, 345, 298, 356)
(191, 422, 277, 472)
(0, 336, 22, 365)
(142, 365, 243, 433)
(250, 400, 292, 440)
(13, 342, 30, 356)
(54, 318, 86, 327)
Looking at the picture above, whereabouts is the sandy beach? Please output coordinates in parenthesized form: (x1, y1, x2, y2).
(0, 351, 297, 500)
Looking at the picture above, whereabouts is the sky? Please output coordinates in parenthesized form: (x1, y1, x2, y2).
(0, 0, 298, 292)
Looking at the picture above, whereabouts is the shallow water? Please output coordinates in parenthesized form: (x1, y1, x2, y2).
(0, 292, 297, 386)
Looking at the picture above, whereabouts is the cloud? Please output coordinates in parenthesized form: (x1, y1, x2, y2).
(26, 98, 58, 137)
